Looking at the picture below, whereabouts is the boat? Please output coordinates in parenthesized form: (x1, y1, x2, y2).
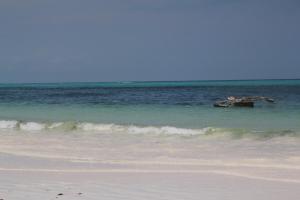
(213, 96, 274, 108)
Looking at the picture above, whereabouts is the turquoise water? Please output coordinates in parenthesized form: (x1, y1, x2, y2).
(0, 79, 299, 136)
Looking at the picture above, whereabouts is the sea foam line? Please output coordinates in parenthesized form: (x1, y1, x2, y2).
(0, 120, 216, 136)
(0, 120, 298, 138)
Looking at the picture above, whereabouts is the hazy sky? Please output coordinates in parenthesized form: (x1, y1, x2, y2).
(0, 0, 299, 82)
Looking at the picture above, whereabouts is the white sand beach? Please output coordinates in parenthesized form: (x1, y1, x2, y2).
(1, 169, 300, 200)
(1, 131, 300, 200)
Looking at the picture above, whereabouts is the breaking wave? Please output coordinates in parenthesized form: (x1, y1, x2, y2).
(0, 120, 298, 138)
(0, 120, 212, 135)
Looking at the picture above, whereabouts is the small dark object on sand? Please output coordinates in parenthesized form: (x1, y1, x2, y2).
(214, 96, 275, 108)
(57, 193, 64, 196)
(78, 192, 83, 195)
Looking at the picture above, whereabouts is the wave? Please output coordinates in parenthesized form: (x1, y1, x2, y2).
(0, 120, 298, 138)
(0, 120, 212, 135)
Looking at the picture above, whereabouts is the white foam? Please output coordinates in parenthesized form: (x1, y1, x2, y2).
(127, 125, 216, 136)
(0, 120, 231, 136)
(0, 120, 18, 129)
(77, 123, 212, 136)
(19, 122, 46, 131)
(161, 126, 207, 135)
(127, 126, 160, 134)
(77, 123, 116, 132)
(47, 122, 64, 129)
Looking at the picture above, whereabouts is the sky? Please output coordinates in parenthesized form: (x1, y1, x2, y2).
(0, 0, 299, 83)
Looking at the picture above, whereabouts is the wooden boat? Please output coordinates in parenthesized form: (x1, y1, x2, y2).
(214, 96, 274, 108)
(213, 101, 230, 107)
(232, 101, 254, 107)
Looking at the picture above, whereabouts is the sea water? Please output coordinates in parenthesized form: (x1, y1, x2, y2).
(0, 79, 299, 136)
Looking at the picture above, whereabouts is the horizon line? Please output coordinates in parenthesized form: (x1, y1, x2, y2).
(0, 78, 299, 85)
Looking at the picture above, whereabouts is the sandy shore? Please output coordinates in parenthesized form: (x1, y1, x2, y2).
(1, 170, 300, 200)
(1, 132, 300, 199)
(1, 153, 300, 200)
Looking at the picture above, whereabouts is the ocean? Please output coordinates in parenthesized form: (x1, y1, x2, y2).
(0, 79, 299, 136)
